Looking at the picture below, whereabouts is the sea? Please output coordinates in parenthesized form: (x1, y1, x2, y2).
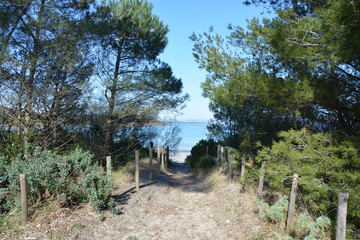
(158, 123, 209, 162)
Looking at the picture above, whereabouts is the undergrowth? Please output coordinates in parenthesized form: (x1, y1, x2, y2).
(256, 195, 289, 223)
(0, 147, 114, 217)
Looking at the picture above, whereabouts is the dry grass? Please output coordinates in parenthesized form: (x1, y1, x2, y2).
(1, 161, 295, 240)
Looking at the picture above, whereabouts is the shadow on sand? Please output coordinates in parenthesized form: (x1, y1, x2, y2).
(112, 160, 215, 207)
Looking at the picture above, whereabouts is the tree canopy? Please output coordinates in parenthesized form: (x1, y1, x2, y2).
(0, 0, 187, 159)
(192, 0, 360, 233)
(192, 0, 360, 148)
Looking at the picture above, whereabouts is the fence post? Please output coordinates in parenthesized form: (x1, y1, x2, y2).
(220, 146, 224, 169)
(19, 174, 28, 225)
(286, 173, 299, 231)
(229, 147, 233, 180)
(149, 147, 153, 180)
(336, 192, 349, 240)
(217, 145, 221, 167)
(206, 146, 209, 157)
(166, 146, 169, 168)
(239, 156, 246, 192)
(161, 146, 165, 171)
(135, 150, 140, 190)
(257, 161, 265, 199)
(106, 156, 112, 176)
(225, 147, 229, 174)
(222, 147, 227, 173)
(157, 146, 161, 175)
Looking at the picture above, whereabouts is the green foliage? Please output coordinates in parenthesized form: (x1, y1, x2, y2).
(191, 21, 306, 154)
(192, 0, 360, 156)
(73, 222, 86, 230)
(0, 131, 24, 162)
(94, 0, 188, 155)
(258, 129, 360, 226)
(186, 139, 218, 171)
(190, 155, 216, 171)
(0, 0, 95, 151)
(0, 148, 114, 213)
(256, 195, 289, 223)
(297, 213, 331, 240)
(0, 0, 187, 160)
(98, 214, 106, 222)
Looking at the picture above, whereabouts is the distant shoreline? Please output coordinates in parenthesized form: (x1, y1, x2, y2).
(148, 121, 209, 126)
(171, 122, 208, 125)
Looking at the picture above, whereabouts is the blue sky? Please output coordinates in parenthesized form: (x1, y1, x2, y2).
(148, 0, 271, 121)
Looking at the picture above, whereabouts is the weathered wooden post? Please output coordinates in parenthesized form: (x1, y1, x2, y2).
(19, 174, 28, 225)
(286, 173, 299, 231)
(161, 146, 166, 171)
(239, 155, 246, 192)
(257, 161, 265, 199)
(157, 146, 161, 175)
(206, 146, 209, 157)
(336, 192, 349, 240)
(217, 145, 221, 167)
(220, 146, 225, 171)
(149, 146, 153, 180)
(223, 147, 228, 173)
(228, 147, 233, 180)
(165, 146, 169, 168)
(106, 156, 112, 176)
(135, 150, 140, 190)
(230, 148, 236, 179)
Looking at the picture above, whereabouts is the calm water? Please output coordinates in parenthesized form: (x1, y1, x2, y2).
(177, 123, 208, 151)
(159, 123, 209, 161)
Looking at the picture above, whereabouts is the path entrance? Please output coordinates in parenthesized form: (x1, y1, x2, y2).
(3, 161, 266, 240)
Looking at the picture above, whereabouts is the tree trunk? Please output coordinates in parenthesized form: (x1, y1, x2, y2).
(105, 43, 123, 157)
(24, 0, 46, 158)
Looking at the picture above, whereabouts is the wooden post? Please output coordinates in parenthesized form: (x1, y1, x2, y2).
(223, 146, 227, 173)
(157, 146, 161, 175)
(106, 156, 112, 176)
(228, 147, 233, 180)
(19, 174, 28, 225)
(149, 147, 153, 180)
(286, 173, 299, 231)
(161, 146, 166, 171)
(220, 146, 224, 169)
(239, 159, 246, 192)
(166, 146, 169, 168)
(135, 150, 140, 190)
(206, 146, 209, 157)
(257, 161, 265, 199)
(217, 145, 221, 167)
(336, 192, 349, 240)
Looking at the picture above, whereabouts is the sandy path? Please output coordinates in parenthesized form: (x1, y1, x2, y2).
(1, 162, 268, 240)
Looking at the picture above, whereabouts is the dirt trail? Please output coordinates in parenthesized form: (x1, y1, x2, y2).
(2, 162, 273, 240)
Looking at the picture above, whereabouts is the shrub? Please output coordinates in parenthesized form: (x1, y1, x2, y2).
(297, 213, 331, 240)
(186, 139, 218, 171)
(0, 131, 24, 162)
(257, 129, 360, 228)
(256, 195, 289, 223)
(0, 147, 114, 213)
(188, 155, 216, 170)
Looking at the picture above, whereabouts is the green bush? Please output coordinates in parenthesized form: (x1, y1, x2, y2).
(0, 131, 24, 163)
(257, 128, 360, 232)
(256, 195, 289, 223)
(297, 213, 331, 240)
(186, 139, 218, 171)
(188, 155, 216, 171)
(0, 147, 113, 213)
